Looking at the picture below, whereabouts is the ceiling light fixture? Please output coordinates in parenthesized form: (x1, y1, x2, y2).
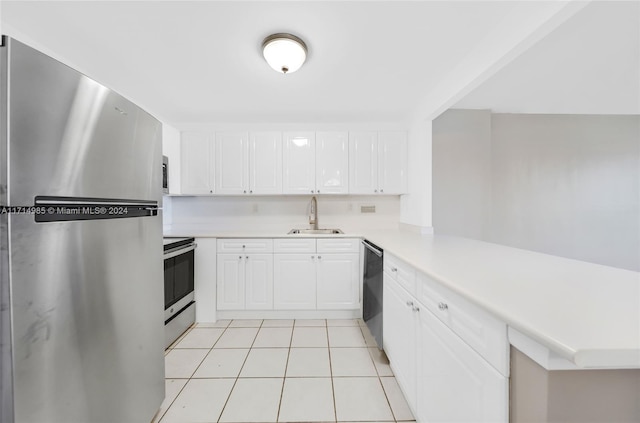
(262, 33, 307, 74)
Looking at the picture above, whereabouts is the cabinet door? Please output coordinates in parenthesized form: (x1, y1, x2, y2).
(316, 131, 348, 194)
(216, 254, 245, 310)
(181, 131, 214, 194)
(383, 275, 417, 408)
(348, 131, 378, 194)
(283, 132, 316, 194)
(215, 132, 249, 194)
(416, 306, 508, 423)
(316, 253, 359, 309)
(273, 254, 316, 309)
(378, 131, 408, 194)
(245, 254, 274, 310)
(250, 131, 282, 194)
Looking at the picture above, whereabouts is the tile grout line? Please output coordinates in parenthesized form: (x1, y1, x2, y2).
(360, 327, 398, 423)
(275, 320, 296, 422)
(158, 322, 225, 423)
(326, 321, 339, 423)
(359, 325, 400, 423)
(216, 319, 262, 423)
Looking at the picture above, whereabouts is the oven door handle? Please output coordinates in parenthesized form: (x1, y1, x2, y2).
(362, 240, 383, 257)
(164, 243, 197, 260)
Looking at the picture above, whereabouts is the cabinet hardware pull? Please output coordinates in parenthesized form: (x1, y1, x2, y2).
(412, 306, 420, 312)
(242, 245, 246, 249)
(380, 189, 384, 193)
(406, 301, 414, 307)
(311, 255, 315, 259)
(245, 255, 249, 259)
(243, 190, 247, 194)
(250, 190, 253, 194)
(391, 267, 398, 272)
(239, 256, 242, 259)
(438, 302, 448, 311)
(374, 189, 378, 193)
(318, 256, 322, 259)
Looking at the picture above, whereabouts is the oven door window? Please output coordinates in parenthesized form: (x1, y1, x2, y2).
(164, 250, 194, 309)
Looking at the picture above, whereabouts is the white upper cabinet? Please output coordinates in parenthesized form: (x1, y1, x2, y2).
(215, 132, 249, 195)
(315, 131, 349, 194)
(348, 131, 378, 194)
(349, 131, 408, 194)
(250, 131, 282, 194)
(378, 131, 408, 194)
(180, 129, 406, 196)
(215, 131, 282, 195)
(181, 131, 215, 194)
(283, 131, 316, 194)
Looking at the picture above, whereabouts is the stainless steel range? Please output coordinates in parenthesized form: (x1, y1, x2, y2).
(163, 237, 196, 348)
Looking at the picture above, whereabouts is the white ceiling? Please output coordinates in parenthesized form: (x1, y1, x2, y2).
(455, 1, 640, 115)
(1, 1, 638, 125)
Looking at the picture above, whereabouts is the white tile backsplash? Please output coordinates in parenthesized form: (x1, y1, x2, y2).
(164, 195, 400, 233)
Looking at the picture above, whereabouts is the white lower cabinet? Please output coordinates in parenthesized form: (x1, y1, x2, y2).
(316, 253, 359, 309)
(217, 253, 274, 310)
(244, 254, 274, 310)
(273, 238, 360, 310)
(217, 254, 245, 310)
(383, 273, 417, 407)
(416, 306, 508, 423)
(273, 254, 317, 309)
(382, 254, 508, 423)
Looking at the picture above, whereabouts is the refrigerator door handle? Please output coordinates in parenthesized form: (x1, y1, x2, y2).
(33, 196, 159, 222)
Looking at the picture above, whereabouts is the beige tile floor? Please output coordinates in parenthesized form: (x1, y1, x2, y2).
(155, 319, 415, 423)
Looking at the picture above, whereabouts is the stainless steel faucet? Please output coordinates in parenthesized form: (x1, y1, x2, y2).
(309, 196, 318, 230)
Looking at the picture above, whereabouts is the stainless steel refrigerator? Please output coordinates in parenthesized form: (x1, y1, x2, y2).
(0, 37, 165, 423)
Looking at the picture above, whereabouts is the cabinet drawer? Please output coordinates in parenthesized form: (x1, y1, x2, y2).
(416, 271, 509, 376)
(316, 238, 360, 253)
(217, 238, 273, 253)
(274, 238, 316, 253)
(383, 254, 416, 297)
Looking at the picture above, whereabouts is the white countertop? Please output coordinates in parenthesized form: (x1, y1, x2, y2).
(362, 230, 640, 369)
(164, 225, 640, 368)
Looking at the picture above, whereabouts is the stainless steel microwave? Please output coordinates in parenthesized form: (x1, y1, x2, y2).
(162, 156, 169, 194)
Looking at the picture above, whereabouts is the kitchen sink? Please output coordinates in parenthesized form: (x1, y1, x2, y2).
(288, 228, 344, 235)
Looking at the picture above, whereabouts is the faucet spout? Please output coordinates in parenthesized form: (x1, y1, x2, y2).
(309, 196, 318, 230)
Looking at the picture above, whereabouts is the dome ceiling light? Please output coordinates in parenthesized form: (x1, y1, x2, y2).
(262, 33, 307, 74)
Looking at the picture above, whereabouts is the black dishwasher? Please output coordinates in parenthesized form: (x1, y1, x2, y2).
(362, 239, 384, 349)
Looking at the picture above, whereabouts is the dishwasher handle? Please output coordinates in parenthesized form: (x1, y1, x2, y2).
(362, 240, 383, 258)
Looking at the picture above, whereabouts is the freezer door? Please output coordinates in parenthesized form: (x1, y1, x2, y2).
(9, 212, 165, 423)
(7, 38, 162, 207)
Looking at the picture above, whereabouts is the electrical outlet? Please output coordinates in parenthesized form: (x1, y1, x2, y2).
(360, 205, 376, 213)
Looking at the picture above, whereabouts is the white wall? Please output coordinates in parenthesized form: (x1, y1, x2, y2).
(432, 109, 492, 239)
(432, 110, 640, 272)
(399, 118, 433, 232)
(489, 113, 639, 271)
